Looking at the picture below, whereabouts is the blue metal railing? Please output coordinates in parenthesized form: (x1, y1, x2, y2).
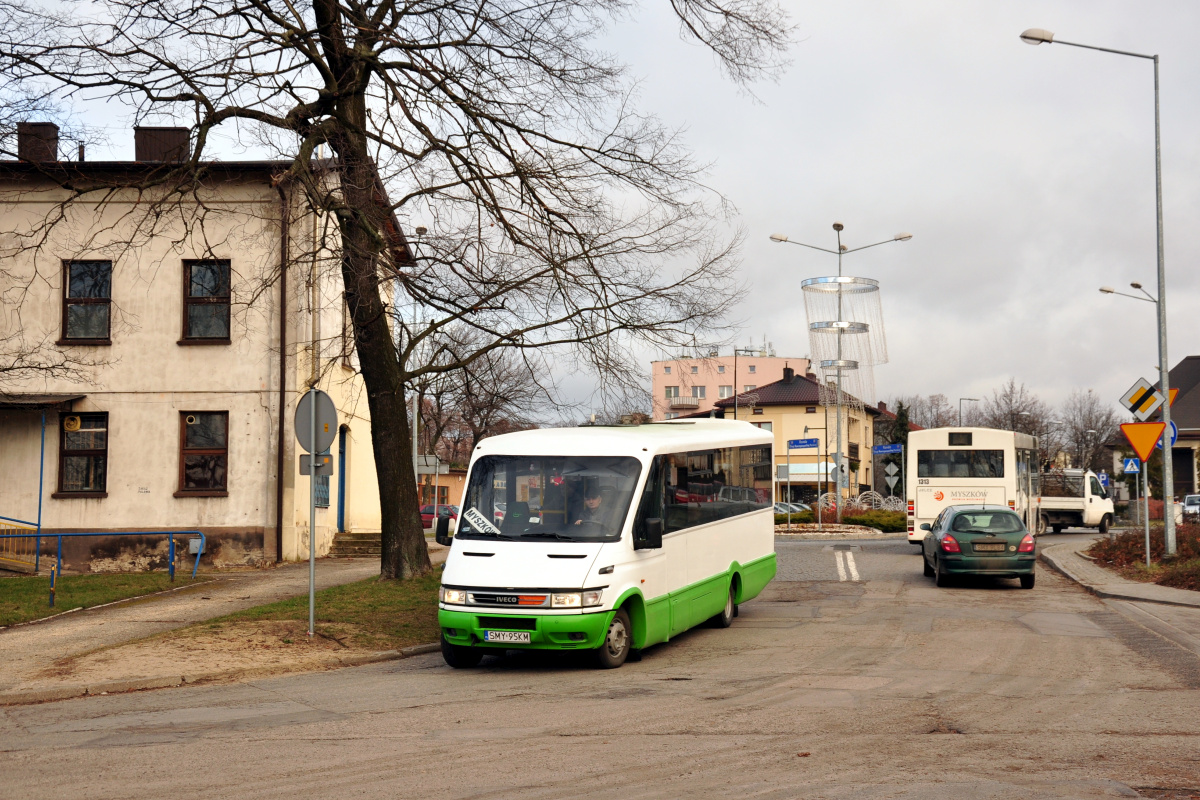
(0, 530, 206, 608)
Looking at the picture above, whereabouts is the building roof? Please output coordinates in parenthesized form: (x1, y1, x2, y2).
(874, 400, 924, 431)
(474, 419, 772, 459)
(1157, 355, 1200, 432)
(712, 371, 880, 415)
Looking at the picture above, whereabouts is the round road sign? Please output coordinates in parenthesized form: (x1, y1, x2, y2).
(295, 389, 337, 453)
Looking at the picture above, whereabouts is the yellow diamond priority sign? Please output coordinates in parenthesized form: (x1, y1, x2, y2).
(1120, 421, 1166, 463)
(1120, 378, 1165, 422)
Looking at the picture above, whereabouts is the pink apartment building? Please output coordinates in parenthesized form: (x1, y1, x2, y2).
(650, 349, 811, 420)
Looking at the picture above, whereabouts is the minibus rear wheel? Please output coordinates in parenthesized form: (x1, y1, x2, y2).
(594, 608, 632, 669)
(442, 636, 483, 668)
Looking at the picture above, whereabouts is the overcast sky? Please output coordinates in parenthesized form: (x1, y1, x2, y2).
(591, 0, 1200, 415)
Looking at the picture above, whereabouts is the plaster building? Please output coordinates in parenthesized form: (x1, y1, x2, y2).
(650, 344, 809, 420)
(710, 366, 878, 504)
(0, 124, 386, 572)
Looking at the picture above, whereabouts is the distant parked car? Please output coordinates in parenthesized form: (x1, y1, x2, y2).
(774, 502, 811, 515)
(1184, 495, 1200, 520)
(421, 504, 459, 528)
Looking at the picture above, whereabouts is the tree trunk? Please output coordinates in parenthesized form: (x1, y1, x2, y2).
(334, 124, 430, 580)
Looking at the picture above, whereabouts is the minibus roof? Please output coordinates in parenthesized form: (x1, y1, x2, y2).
(472, 419, 772, 460)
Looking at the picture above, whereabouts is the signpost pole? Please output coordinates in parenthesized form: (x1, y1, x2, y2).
(786, 444, 792, 531)
(1131, 462, 1139, 526)
(1144, 466, 1151, 567)
(309, 385, 317, 638)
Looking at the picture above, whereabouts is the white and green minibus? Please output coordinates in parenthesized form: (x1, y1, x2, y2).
(436, 419, 777, 668)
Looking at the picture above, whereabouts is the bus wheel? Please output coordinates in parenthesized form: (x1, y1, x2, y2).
(1098, 514, 1111, 534)
(711, 583, 735, 628)
(595, 608, 632, 669)
(441, 637, 483, 669)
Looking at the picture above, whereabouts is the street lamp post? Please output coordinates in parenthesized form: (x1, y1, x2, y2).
(1023, 27, 1177, 554)
(959, 397, 979, 427)
(771, 225, 911, 522)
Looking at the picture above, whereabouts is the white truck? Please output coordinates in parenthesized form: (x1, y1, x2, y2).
(1037, 469, 1114, 534)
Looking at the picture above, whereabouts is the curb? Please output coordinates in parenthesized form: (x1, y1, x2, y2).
(1039, 545, 1200, 610)
(0, 641, 442, 707)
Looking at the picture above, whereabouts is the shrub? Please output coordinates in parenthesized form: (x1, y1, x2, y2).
(774, 511, 814, 525)
(1158, 559, 1200, 591)
(1087, 522, 1200, 569)
(842, 510, 906, 532)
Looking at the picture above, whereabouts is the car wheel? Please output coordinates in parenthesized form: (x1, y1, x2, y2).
(1098, 514, 1111, 534)
(441, 636, 483, 668)
(923, 553, 934, 577)
(1051, 524, 1064, 534)
(1020, 573, 1036, 590)
(711, 583, 736, 628)
(594, 608, 632, 669)
(935, 557, 952, 588)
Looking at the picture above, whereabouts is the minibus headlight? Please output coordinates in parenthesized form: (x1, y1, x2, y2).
(552, 590, 604, 608)
(441, 587, 467, 604)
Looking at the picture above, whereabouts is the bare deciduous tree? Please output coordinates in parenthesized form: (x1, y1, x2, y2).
(1058, 388, 1121, 473)
(1, 0, 791, 577)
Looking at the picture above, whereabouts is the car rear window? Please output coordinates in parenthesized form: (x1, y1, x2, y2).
(949, 511, 1024, 534)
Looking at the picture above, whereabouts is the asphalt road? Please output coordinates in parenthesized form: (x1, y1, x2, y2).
(2, 534, 1199, 799)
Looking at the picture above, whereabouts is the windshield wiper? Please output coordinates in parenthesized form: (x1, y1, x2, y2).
(458, 530, 515, 540)
(520, 532, 577, 541)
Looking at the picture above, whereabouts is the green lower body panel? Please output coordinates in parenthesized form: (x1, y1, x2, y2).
(737, 553, 776, 603)
(439, 607, 612, 650)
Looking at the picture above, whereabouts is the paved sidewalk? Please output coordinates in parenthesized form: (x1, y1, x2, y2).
(1040, 535, 1200, 609)
(0, 548, 447, 700)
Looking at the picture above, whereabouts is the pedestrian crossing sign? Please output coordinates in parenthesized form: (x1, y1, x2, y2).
(1122, 458, 1140, 474)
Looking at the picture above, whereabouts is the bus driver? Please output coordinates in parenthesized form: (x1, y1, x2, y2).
(575, 487, 606, 527)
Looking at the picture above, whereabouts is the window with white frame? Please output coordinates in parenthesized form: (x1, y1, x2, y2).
(690, 365, 698, 374)
(748, 364, 756, 373)
(718, 385, 733, 399)
(663, 365, 671, 374)
(691, 386, 706, 399)
(664, 386, 679, 398)
(718, 365, 725, 374)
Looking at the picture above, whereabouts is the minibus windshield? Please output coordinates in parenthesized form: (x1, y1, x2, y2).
(456, 455, 643, 542)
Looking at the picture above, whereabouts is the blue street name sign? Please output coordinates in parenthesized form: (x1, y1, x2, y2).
(788, 438, 819, 449)
(873, 443, 904, 454)
(1123, 458, 1141, 474)
(1155, 420, 1178, 450)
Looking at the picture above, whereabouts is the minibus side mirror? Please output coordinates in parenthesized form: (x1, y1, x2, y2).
(919, 523, 931, 531)
(636, 518, 663, 550)
(435, 516, 453, 546)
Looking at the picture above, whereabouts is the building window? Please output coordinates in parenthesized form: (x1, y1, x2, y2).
(691, 386, 706, 399)
(663, 366, 671, 374)
(182, 260, 231, 342)
(690, 365, 698, 374)
(664, 385, 679, 399)
(748, 365, 756, 373)
(719, 385, 733, 399)
(718, 365, 725, 374)
(752, 407, 764, 415)
(178, 411, 228, 495)
(751, 421, 772, 431)
(57, 412, 108, 495)
(744, 384, 756, 392)
(665, 412, 679, 420)
(61, 260, 112, 343)
(806, 406, 816, 413)
(421, 485, 450, 505)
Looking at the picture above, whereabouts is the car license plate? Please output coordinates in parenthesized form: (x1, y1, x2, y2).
(973, 542, 1006, 552)
(483, 630, 531, 643)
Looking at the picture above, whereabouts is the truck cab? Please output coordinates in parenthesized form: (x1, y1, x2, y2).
(1038, 469, 1114, 533)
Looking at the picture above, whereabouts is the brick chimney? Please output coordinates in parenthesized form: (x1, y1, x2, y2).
(782, 365, 795, 383)
(134, 127, 190, 162)
(878, 400, 888, 413)
(16, 122, 59, 162)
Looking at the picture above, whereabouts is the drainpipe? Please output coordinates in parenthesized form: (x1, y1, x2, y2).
(275, 183, 290, 562)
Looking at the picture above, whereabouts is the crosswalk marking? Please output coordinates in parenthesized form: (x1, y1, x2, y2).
(834, 550, 860, 582)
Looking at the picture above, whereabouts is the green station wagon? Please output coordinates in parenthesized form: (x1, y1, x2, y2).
(920, 504, 1036, 589)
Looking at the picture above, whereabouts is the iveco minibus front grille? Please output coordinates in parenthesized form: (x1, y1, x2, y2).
(468, 592, 549, 607)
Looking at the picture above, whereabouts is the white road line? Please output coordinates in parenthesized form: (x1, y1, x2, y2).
(845, 550, 860, 581)
(834, 550, 847, 581)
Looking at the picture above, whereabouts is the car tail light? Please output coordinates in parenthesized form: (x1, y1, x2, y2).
(940, 534, 961, 553)
(1018, 534, 1035, 553)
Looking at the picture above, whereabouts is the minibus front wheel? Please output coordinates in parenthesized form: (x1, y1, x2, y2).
(594, 608, 632, 669)
(442, 636, 483, 669)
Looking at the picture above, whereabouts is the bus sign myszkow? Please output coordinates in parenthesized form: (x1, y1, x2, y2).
(915, 486, 1006, 519)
